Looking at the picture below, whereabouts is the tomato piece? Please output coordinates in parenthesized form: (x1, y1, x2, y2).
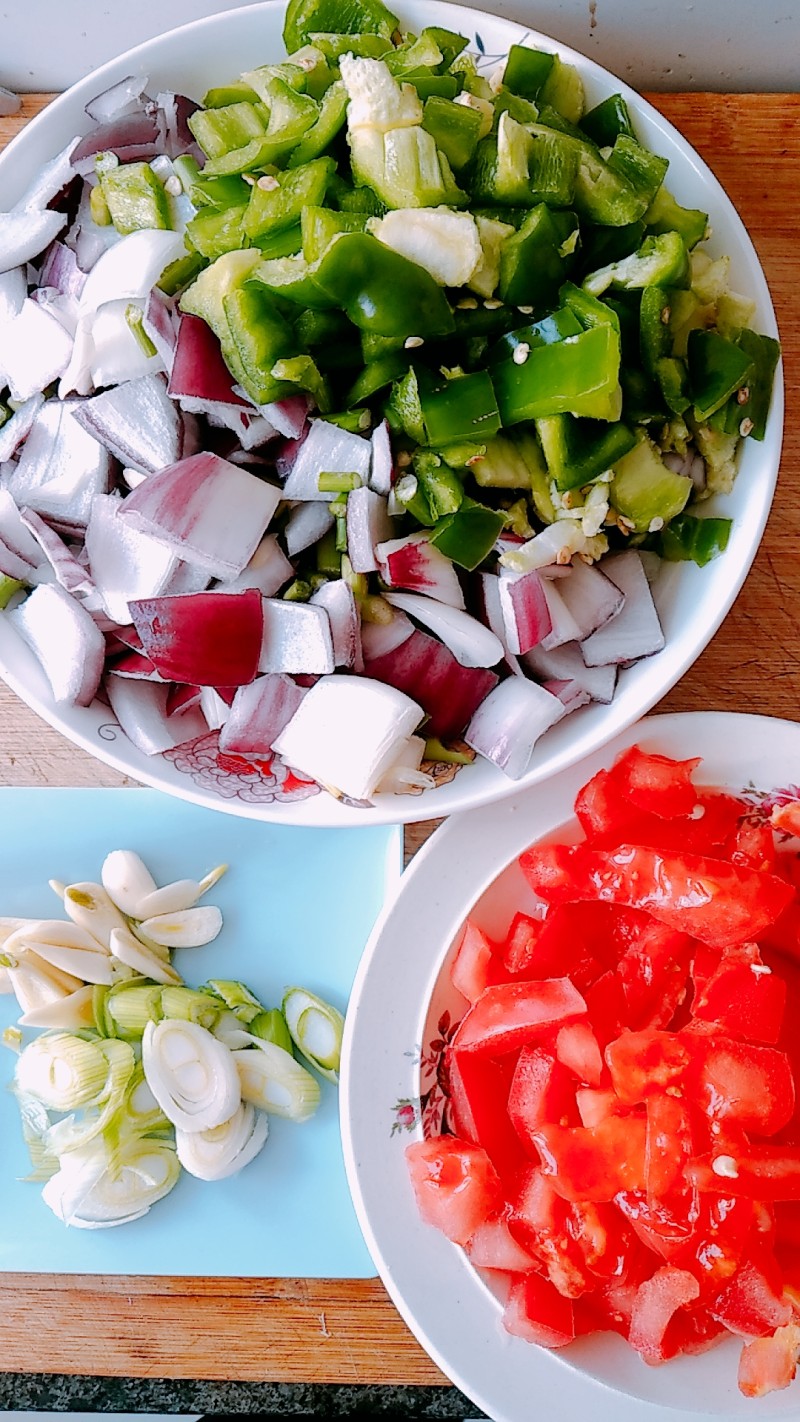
(673, 1307, 727, 1356)
(508, 1167, 592, 1298)
(726, 817, 778, 873)
(689, 1037, 795, 1136)
(576, 1086, 626, 1126)
(575, 765, 745, 855)
(692, 951, 787, 1045)
(606, 1028, 692, 1103)
(646, 1094, 692, 1197)
(521, 842, 794, 949)
(771, 801, 800, 837)
(447, 1049, 528, 1185)
(451, 919, 508, 1002)
(450, 978, 587, 1056)
(465, 1208, 540, 1273)
(507, 1046, 578, 1156)
(710, 1257, 792, 1338)
(738, 1323, 800, 1397)
(405, 1136, 503, 1245)
(584, 969, 628, 1050)
(617, 920, 692, 1031)
(590, 1242, 656, 1338)
(567, 1197, 630, 1282)
(502, 1271, 577, 1348)
(532, 1116, 647, 1202)
(612, 745, 702, 818)
(617, 1188, 702, 1262)
(515, 902, 611, 988)
(500, 912, 542, 975)
(628, 1265, 701, 1364)
(554, 1020, 604, 1085)
(688, 1146, 800, 1201)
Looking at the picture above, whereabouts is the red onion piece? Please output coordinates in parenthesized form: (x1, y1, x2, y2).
(107, 649, 164, 681)
(199, 686, 231, 730)
(474, 573, 523, 676)
(522, 640, 618, 705)
(8, 583, 105, 706)
(78, 230, 187, 313)
(281, 419, 371, 501)
(284, 501, 334, 560)
(216, 535, 294, 598)
(71, 373, 182, 475)
(369, 419, 393, 495)
(19, 507, 96, 597)
(71, 111, 162, 176)
(257, 393, 310, 440)
(130, 589, 264, 687)
(0, 265, 26, 321)
(168, 314, 247, 409)
(0, 394, 45, 463)
(89, 299, 164, 390)
(547, 558, 624, 642)
(363, 627, 498, 740)
(465, 677, 565, 780)
(106, 676, 207, 755)
(543, 678, 593, 713)
(219, 673, 306, 755)
(496, 569, 552, 655)
(383, 590, 503, 669)
(0, 537, 39, 582)
(11, 138, 79, 214)
(166, 683, 203, 717)
(85, 493, 182, 625)
(39, 243, 87, 301)
(156, 92, 204, 162)
(359, 607, 414, 662)
(119, 452, 281, 579)
(142, 289, 179, 374)
(310, 579, 361, 669)
(85, 75, 150, 123)
(5, 399, 112, 527)
(258, 599, 334, 676)
(376, 532, 465, 610)
(0, 299, 74, 401)
(0, 488, 46, 566)
(275, 428, 309, 480)
(0, 210, 67, 275)
(346, 487, 392, 575)
(539, 577, 583, 652)
(580, 551, 665, 667)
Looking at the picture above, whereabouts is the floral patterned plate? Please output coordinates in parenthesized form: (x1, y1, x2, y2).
(341, 712, 800, 1421)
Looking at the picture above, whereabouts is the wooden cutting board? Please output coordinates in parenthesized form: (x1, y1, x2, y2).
(0, 92, 798, 1385)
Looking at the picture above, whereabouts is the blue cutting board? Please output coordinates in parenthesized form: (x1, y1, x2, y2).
(0, 789, 402, 1277)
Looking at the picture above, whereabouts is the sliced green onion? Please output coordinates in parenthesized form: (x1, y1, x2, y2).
(15, 1033, 110, 1111)
(13, 1090, 59, 1181)
(42, 1134, 180, 1230)
(125, 303, 158, 357)
(46, 1038, 137, 1156)
(250, 1008, 293, 1054)
(206, 979, 263, 1024)
(123, 1065, 171, 1136)
(105, 982, 164, 1039)
(423, 738, 474, 765)
(233, 1038, 321, 1122)
(142, 1019, 241, 1132)
(2, 1026, 22, 1054)
(176, 1101, 268, 1180)
(317, 470, 362, 493)
(160, 986, 222, 1029)
(281, 987, 344, 1083)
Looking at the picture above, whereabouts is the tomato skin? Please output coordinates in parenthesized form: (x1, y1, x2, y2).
(738, 1323, 800, 1398)
(575, 764, 744, 855)
(521, 842, 794, 949)
(450, 978, 587, 1056)
(502, 1271, 577, 1347)
(628, 1265, 701, 1365)
(508, 1167, 593, 1298)
(726, 818, 779, 874)
(507, 1046, 578, 1157)
(616, 1188, 702, 1263)
(447, 1049, 529, 1186)
(584, 970, 627, 1050)
(501, 913, 542, 976)
(709, 1256, 792, 1337)
(405, 1136, 503, 1246)
(465, 1208, 540, 1273)
(687, 1147, 800, 1201)
(516, 902, 611, 988)
(532, 1117, 647, 1202)
(451, 920, 508, 1003)
(692, 952, 787, 1045)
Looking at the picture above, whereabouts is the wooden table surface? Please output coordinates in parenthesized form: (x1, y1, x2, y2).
(0, 91, 798, 1384)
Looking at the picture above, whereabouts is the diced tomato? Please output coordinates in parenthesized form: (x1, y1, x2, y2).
(646, 1094, 692, 1197)
(709, 1256, 792, 1337)
(554, 1020, 604, 1085)
(616, 1188, 702, 1263)
(507, 1046, 578, 1156)
(672, 1307, 726, 1356)
(617, 920, 692, 1031)
(606, 1028, 692, 1103)
(451, 919, 507, 1003)
(612, 746, 702, 818)
(502, 1271, 577, 1348)
(688, 1037, 795, 1136)
(450, 978, 586, 1056)
(405, 1136, 503, 1246)
(692, 950, 787, 1045)
(447, 1049, 528, 1185)
(521, 842, 794, 949)
(687, 1146, 800, 1201)
(591, 1242, 656, 1337)
(575, 764, 745, 855)
(584, 970, 628, 1050)
(628, 1265, 701, 1365)
(513, 902, 611, 988)
(500, 912, 542, 975)
(576, 1087, 625, 1127)
(465, 1208, 539, 1273)
(726, 817, 778, 873)
(508, 1167, 592, 1298)
(567, 1198, 630, 1282)
(738, 1323, 800, 1397)
(771, 801, 800, 837)
(531, 1117, 647, 1202)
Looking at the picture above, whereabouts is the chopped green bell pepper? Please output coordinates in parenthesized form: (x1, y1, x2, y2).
(537, 413, 638, 492)
(243, 156, 334, 241)
(717, 328, 780, 440)
(687, 328, 755, 420)
(658, 510, 732, 566)
(494, 321, 622, 425)
(312, 232, 456, 338)
(610, 433, 692, 530)
(420, 370, 501, 445)
(286, 80, 349, 166)
(498, 203, 578, 308)
(283, 0, 398, 52)
(421, 96, 482, 171)
(502, 44, 555, 101)
(580, 93, 634, 147)
(222, 285, 297, 404)
(185, 204, 247, 258)
(100, 162, 171, 234)
(203, 82, 261, 107)
(301, 205, 369, 263)
(428, 497, 507, 570)
(188, 102, 268, 160)
(646, 185, 708, 249)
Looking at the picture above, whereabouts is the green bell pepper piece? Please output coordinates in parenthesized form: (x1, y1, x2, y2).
(308, 32, 393, 60)
(301, 205, 369, 263)
(421, 96, 482, 170)
(327, 174, 386, 215)
(639, 283, 673, 374)
(179, 247, 261, 360)
(580, 220, 645, 276)
(580, 93, 634, 147)
(658, 510, 732, 566)
(190, 173, 250, 211)
(537, 413, 638, 492)
(157, 249, 208, 296)
(502, 44, 555, 101)
(386, 366, 426, 443)
(202, 82, 261, 107)
(283, 0, 398, 50)
(498, 204, 578, 308)
(286, 79, 348, 166)
(349, 124, 467, 209)
(253, 223, 303, 257)
(188, 102, 267, 160)
(467, 430, 547, 495)
(409, 75, 461, 101)
(428, 497, 507, 571)
(561, 281, 621, 334)
(312, 233, 456, 339)
(420, 25, 468, 67)
(0, 575, 23, 609)
(655, 355, 692, 415)
(347, 352, 410, 404)
(494, 321, 622, 425)
(584, 230, 690, 296)
(243, 59, 317, 100)
(646, 185, 708, 249)
(488, 307, 584, 364)
(253, 252, 335, 307)
(243, 156, 334, 241)
(186, 204, 247, 259)
(610, 433, 692, 531)
(718, 328, 780, 441)
(412, 450, 464, 518)
(271, 354, 331, 411)
(687, 328, 755, 420)
(538, 55, 585, 124)
(384, 31, 443, 75)
(294, 307, 353, 346)
(420, 370, 502, 445)
(606, 135, 669, 211)
(100, 162, 171, 234)
(222, 285, 297, 404)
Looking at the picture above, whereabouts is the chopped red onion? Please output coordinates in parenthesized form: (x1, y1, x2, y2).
(256, 393, 310, 440)
(219, 673, 306, 755)
(346, 487, 392, 575)
(523, 640, 617, 704)
(0, 394, 44, 463)
(281, 419, 371, 501)
(0, 265, 26, 321)
(119, 452, 281, 578)
(376, 531, 465, 610)
(216, 535, 294, 598)
(199, 686, 231, 730)
(19, 507, 96, 597)
(496, 568, 552, 654)
(130, 589, 264, 686)
(84, 493, 182, 625)
(106, 676, 207, 755)
(156, 92, 204, 162)
(363, 627, 498, 740)
(539, 577, 583, 651)
(166, 682, 202, 717)
(0, 487, 46, 566)
(384, 590, 503, 669)
(580, 551, 665, 666)
(0, 537, 39, 582)
(0, 298, 74, 401)
(85, 75, 150, 124)
(310, 579, 361, 669)
(5, 399, 112, 527)
(89, 299, 164, 389)
(258, 599, 334, 675)
(71, 111, 163, 177)
(72, 373, 181, 474)
(8, 583, 105, 706)
(11, 138, 79, 213)
(549, 557, 625, 641)
(107, 649, 164, 681)
(237, 415, 278, 451)
(168, 313, 247, 409)
(160, 558, 212, 598)
(359, 607, 414, 662)
(30, 285, 80, 338)
(142, 288, 179, 374)
(284, 501, 334, 559)
(78, 229, 186, 313)
(0, 210, 68, 276)
(543, 679, 593, 713)
(465, 677, 565, 780)
(369, 419, 393, 495)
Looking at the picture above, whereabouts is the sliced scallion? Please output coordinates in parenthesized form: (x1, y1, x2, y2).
(281, 987, 344, 1083)
(233, 1038, 321, 1123)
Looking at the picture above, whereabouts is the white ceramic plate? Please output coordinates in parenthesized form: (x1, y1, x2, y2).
(342, 711, 800, 1420)
(0, 5, 783, 825)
